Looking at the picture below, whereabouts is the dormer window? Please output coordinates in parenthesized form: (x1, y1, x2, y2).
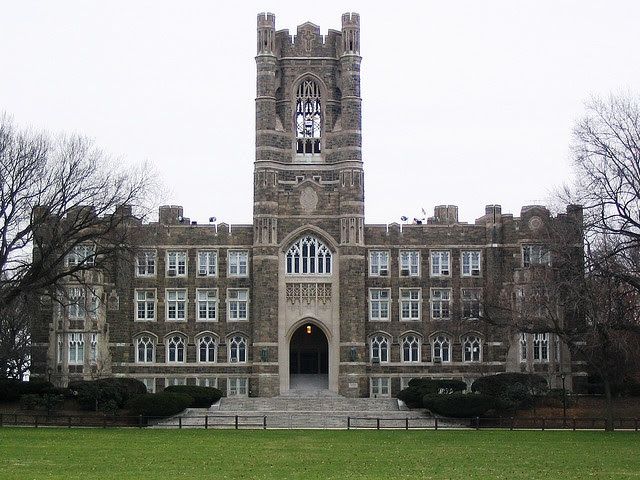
(295, 80, 322, 156)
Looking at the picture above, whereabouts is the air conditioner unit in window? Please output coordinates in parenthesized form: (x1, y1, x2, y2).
(433, 356, 442, 363)
(441, 270, 449, 275)
(471, 269, 480, 276)
(371, 357, 380, 364)
(400, 269, 410, 277)
(379, 269, 388, 276)
(167, 270, 176, 277)
(230, 357, 238, 363)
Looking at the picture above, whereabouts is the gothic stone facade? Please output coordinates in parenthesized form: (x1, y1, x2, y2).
(35, 13, 584, 397)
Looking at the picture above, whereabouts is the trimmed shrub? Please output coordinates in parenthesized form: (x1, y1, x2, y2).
(164, 385, 222, 408)
(423, 393, 504, 418)
(20, 394, 41, 410)
(19, 393, 64, 413)
(125, 393, 193, 418)
(471, 373, 547, 409)
(17, 380, 54, 395)
(68, 377, 147, 411)
(0, 378, 22, 402)
(398, 379, 467, 408)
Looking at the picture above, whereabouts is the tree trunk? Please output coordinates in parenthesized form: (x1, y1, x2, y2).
(603, 377, 614, 431)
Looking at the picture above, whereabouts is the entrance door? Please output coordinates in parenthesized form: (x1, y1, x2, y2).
(289, 323, 329, 389)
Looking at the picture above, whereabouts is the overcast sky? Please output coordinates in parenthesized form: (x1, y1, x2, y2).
(2, 1, 639, 225)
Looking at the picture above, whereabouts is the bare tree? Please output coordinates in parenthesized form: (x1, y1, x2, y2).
(0, 114, 153, 378)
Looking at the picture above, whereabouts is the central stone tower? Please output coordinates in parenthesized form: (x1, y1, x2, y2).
(252, 13, 367, 396)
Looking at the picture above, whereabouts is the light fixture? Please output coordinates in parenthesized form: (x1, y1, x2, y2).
(306, 325, 312, 334)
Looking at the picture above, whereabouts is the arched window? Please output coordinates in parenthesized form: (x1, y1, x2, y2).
(198, 335, 217, 363)
(286, 235, 332, 275)
(136, 335, 155, 363)
(432, 335, 451, 363)
(229, 335, 247, 363)
(295, 79, 322, 155)
(402, 335, 420, 363)
(463, 335, 482, 363)
(519, 333, 527, 362)
(167, 335, 186, 363)
(533, 333, 549, 362)
(370, 335, 389, 363)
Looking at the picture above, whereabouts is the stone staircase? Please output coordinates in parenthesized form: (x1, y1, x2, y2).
(153, 390, 433, 429)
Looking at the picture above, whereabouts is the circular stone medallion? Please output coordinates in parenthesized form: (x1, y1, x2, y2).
(300, 187, 319, 213)
(528, 216, 543, 230)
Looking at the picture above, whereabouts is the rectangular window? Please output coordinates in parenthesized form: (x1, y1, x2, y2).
(520, 333, 528, 362)
(141, 378, 156, 393)
(67, 287, 85, 319)
(522, 245, 551, 267)
(461, 250, 481, 276)
(430, 251, 451, 276)
(166, 251, 187, 277)
(399, 251, 420, 277)
(136, 250, 156, 277)
(400, 288, 421, 320)
(431, 288, 451, 319)
(533, 333, 549, 362)
(135, 289, 156, 321)
(166, 377, 186, 387)
(369, 288, 390, 321)
(197, 250, 217, 277)
(197, 377, 218, 388)
(370, 377, 391, 398)
(68, 333, 84, 365)
(461, 288, 481, 319)
(166, 289, 187, 321)
(227, 289, 249, 321)
(197, 289, 218, 321)
(228, 378, 248, 396)
(369, 251, 390, 276)
(228, 250, 249, 277)
(90, 333, 98, 364)
(66, 245, 95, 268)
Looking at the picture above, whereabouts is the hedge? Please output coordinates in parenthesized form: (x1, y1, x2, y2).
(397, 379, 467, 408)
(471, 373, 547, 409)
(0, 379, 55, 402)
(68, 377, 147, 411)
(164, 385, 222, 408)
(422, 393, 504, 418)
(125, 393, 193, 417)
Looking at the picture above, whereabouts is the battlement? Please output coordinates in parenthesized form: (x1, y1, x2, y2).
(257, 12, 275, 29)
(342, 12, 360, 28)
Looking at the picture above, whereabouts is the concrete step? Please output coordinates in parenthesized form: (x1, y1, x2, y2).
(217, 396, 400, 412)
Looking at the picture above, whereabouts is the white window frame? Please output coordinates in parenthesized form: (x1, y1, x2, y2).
(228, 250, 249, 277)
(135, 289, 156, 321)
(368, 288, 391, 321)
(66, 245, 95, 268)
(533, 333, 549, 362)
(285, 236, 332, 275)
(430, 288, 452, 319)
(370, 335, 390, 363)
(166, 250, 187, 277)
(522, 244, 551, 267)
(401, 335, 421, 363)
(461, 250, 481, 277)
(461, 288, 482, 319)
(166, 377, 187, 387)
(228, 335, 247, 363)
(197, 334, 217, 363)
(400, 377, 413, 390)
(141, 378, 156, 393)
(197, 377, 218, 388)
(462, 336, 482, 363)
(68, 333, 84, 365)
(520, 333, 528, 362)
(370, 377, 391, 398)
(432, 335, 451, 363)
(166, 335, 186, 364)
(400, 288, 421, 321)
(399, 250, 420, 277)
(136, 335, 155, 364)
(90, 333, 98, 364)
(430, 250, 451, 277)
(196, 288, 218, 321)
(227, 289, 249, 321)
(197, 250, 218, 277)
(369, 250, 390, 277)
(136, 250, 156, 277)
(67, 287, 86, 320)
(166, 289, 187, 321)
(228, 377, 248, 396)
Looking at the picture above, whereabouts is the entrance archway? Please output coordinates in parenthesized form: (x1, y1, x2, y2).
(289, 323, 329, 390)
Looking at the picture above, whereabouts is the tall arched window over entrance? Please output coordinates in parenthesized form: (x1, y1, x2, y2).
(295, 79, 322, 155)
(286, 235, 332, 275)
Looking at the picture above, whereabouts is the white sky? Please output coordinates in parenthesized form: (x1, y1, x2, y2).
(1, 1, 639, 224)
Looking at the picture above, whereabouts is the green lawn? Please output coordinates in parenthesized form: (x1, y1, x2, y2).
(0, 428, 638, 479)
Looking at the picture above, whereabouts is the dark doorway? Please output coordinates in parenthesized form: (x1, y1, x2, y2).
(289, 323, 329, 375)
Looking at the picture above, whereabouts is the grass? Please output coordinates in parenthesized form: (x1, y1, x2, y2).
(0, 428, 639, 479)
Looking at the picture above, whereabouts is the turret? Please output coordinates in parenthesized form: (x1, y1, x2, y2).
(341, 12, 360, 55)
(257, 12, 275, 55)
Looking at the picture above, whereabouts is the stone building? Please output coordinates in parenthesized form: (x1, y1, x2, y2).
(34, 13, 584, 397)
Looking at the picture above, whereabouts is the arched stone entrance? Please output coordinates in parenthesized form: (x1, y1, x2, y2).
(289, 322, 329, 390)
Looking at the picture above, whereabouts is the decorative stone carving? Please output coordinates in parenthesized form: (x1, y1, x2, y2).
(300, 187, 318, 213)
(286, 283, 331, 304)
(528, 216, 543, 231)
